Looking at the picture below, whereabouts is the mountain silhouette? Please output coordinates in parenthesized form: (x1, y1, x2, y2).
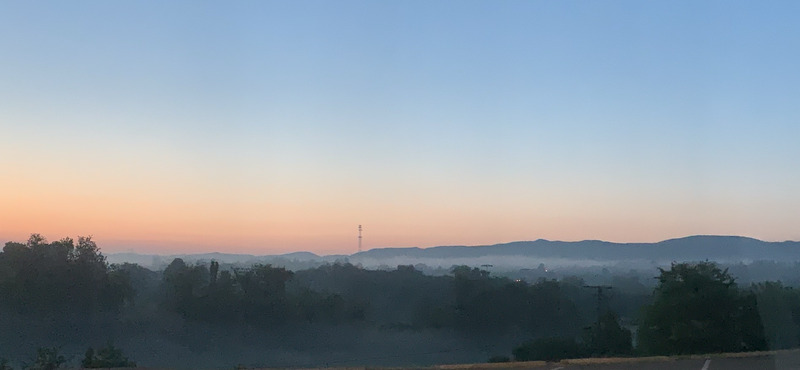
(353, 235, 800, 262)
(107, 235, 800, 270)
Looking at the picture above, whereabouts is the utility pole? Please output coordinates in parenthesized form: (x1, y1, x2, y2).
(583, 285, 613, 325)
(358, 225, 362, 253)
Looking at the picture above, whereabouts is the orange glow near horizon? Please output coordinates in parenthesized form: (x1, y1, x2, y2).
(3, 136, 799, 255)
(3, 177, 798, 255)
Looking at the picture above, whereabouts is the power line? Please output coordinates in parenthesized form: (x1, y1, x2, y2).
(583, 285, 612, 325)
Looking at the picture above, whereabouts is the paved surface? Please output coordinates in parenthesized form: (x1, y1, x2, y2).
(542, 352, 800, 370)
(440, 350, 800, 370)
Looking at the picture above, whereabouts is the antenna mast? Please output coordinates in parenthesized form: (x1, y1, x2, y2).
(358, 225, 362, 253)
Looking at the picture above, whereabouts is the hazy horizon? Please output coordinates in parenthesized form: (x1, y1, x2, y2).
(2, 233, 795, 256)
(3, 1, 799, 255)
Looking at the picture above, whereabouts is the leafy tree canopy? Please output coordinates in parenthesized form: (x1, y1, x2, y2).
(639, 262, 766, 355)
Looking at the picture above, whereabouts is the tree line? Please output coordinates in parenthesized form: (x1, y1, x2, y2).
(1, 234, 800, 368)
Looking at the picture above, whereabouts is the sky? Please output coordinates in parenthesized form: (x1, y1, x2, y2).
(1, 1, 799, 255)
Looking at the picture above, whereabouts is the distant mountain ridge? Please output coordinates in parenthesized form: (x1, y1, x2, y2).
(106, 235, 800, 270)
(353, 235, 800, 262)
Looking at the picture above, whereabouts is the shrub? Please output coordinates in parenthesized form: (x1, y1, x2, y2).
(82, 343, 136, 368)
(487, 355, 511, 363)
(24, 347, 67, 370)
(513, 337, 582, 362)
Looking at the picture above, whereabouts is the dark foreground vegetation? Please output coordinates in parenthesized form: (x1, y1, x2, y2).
(1, 234, 799, 368)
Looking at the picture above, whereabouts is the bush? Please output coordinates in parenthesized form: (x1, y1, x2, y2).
(82, 343, 136, 368)
(487, 355, 510, 363)
(513, 337, 582, 362)
(582, 311, 632, 356)
(24, 347, 67, 370)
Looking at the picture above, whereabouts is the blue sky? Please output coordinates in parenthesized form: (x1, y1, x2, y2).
(1, 1, 799, 253)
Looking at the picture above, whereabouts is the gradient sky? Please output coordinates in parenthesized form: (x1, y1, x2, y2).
(2, 1, 799, 254)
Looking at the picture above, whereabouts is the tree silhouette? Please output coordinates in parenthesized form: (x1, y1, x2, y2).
(638, 262, 766, 355)
(82, 343, 136, 368)
(0, 234, 131, 315)
(582, 311, 632, 356)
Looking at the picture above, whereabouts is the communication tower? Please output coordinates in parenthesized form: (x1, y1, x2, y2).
(358, 225, 362, 253)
